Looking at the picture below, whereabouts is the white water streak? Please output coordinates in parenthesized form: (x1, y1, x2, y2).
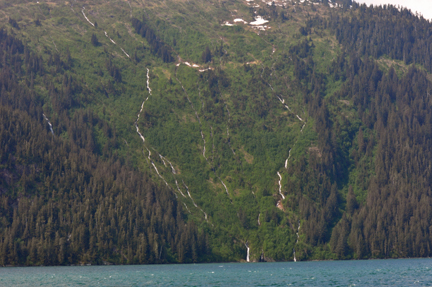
(151, 161, 169, 186)
(42, 113, 54, 135)
(134, 68, 152, 143)
(183, 202, 191, 213)
(220, 178, 229, 195)
(159, 154, 167, 167)
(177, 77, 208, 161)
(134, 97, 149, 143)
(246, 243, 250, 262)
(277, 172, 285, 200)
(183, 180, 209, 221)
(285, 149, 291, 169)
(145, 146, 151, 160)
(104, 31, 116, 44)
(296, 114, 303, 122)
(201, 131, 207, 159)
(134, 70, 170, 188)
(120, 47, 130, 58)
(276, 95, 285, 104)
(294, 220, 300, 261)
(175, 180, 187, 198)
(164, 157, 176, 174)
(183, 181, 198, 208)
(81, 8, 94, 26)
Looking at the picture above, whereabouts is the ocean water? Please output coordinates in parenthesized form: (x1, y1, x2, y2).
(1, 258, 431, 286)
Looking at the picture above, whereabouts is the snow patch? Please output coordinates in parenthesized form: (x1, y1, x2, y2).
(234, 18, 248, 24)
(199, 68, 212, 72)
(221, 22, 235, 26)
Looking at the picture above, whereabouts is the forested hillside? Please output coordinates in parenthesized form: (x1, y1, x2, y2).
(0, 0, 432, 265)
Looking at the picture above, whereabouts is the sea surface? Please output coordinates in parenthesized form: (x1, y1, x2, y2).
(1, 258, 432, 286)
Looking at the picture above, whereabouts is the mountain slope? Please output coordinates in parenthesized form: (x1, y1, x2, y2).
(1, 0, 432, 265)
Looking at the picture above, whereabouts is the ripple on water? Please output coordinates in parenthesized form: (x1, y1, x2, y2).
(1, 259, 432, 286)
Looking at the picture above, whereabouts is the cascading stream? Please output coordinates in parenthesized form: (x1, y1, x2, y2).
(201, 131, 207, 159)
(183, 202, 191, 213)
(293, 220, 300, 262)
(134, 69, 151, 144)
(175, 76, 207, 160)
(120, 47, 130, 58)
(103, 31, 129, 58)
(104, 31, 116, 44)
(135, 69, 207, 220)
(42, 113, 54, 135)
(159, 154, 167, 167)
(285, 149, 291, 169)
(277, 172, 285, 200)
(175, 180, 186, 198)
(225, 105, 236, 155)
(182, 180, 208, 221)
(176, 74, 230, 199)
(245, 243, 250, 262)
(81, 7, 94, 26)
(219, 178, 229, 196)
(134, 70, 169, 187)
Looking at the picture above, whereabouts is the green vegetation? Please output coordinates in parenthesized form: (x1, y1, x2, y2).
(0, 0, 432, 265)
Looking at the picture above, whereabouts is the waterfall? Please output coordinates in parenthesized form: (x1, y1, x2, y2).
(277, 172, 285, 199)
(42, 113, 54, 135)
(245, 243, 250, 262)
(81, 7, 94, 26)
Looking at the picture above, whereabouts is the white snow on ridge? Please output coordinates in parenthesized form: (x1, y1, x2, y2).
(222, 22, 235, 26)
(234, 18, 248, 24)
(249, 15, 270, 31)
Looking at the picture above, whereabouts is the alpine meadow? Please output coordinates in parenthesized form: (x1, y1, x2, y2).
(1, 0, 432, 266)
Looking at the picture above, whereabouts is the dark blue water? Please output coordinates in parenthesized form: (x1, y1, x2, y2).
(1, 258, 431, 286)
